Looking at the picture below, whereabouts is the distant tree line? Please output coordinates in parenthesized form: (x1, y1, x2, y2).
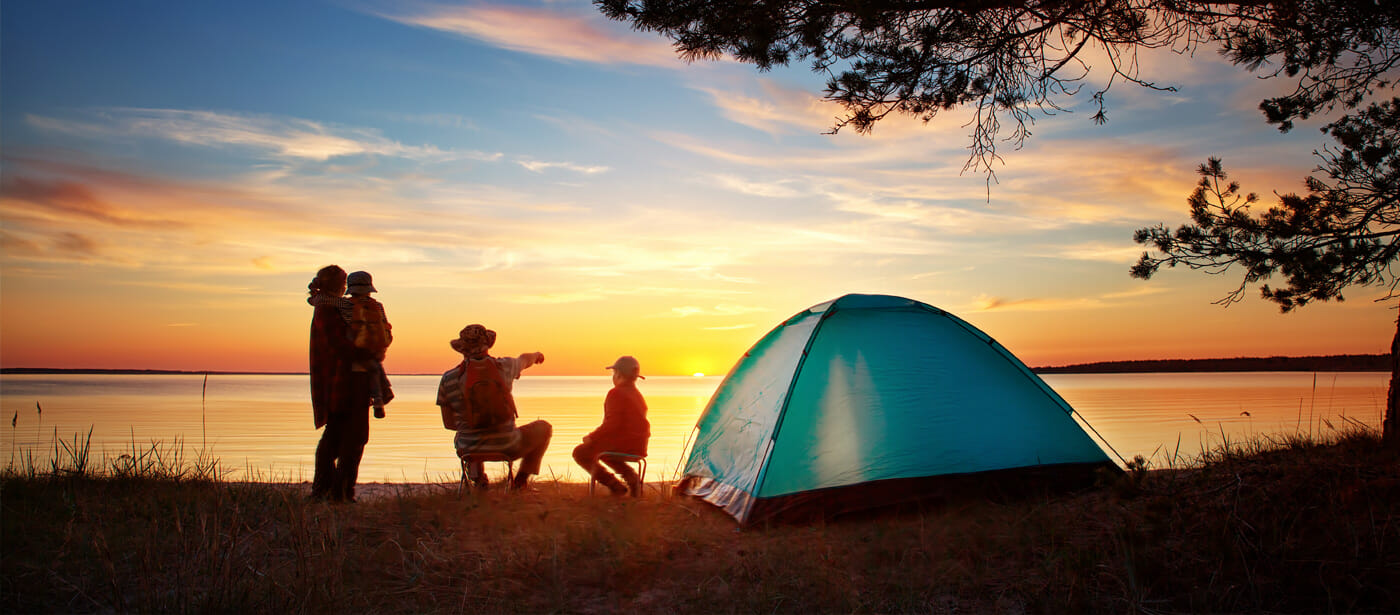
(1034, 354, 1390, 374)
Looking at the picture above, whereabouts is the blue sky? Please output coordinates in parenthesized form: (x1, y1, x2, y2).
(1, 0, 1390, 375)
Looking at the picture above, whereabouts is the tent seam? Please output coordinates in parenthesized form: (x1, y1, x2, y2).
(750, 299, 843, 503)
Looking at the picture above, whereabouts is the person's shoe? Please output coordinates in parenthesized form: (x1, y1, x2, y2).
(626, 475, 643, 498)
(608, 482, 629, 497)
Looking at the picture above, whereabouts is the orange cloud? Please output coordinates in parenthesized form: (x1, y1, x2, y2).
(1, 175, 186, 229)
(968, 283, 1173, 314)
(379, 3, 680, 68)
(694, 79, 974, 144)
(50, 232, 101, 257)
(695, 83, 840, 136)
(1049, 241, 1155, 264)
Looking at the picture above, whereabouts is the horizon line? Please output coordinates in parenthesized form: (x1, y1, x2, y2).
(2, 353, 1389, 377)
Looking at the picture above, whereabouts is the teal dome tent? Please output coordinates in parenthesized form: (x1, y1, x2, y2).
(677, 294, 1121, 525)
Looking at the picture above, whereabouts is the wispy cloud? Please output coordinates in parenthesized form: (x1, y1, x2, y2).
(1, 175, 188, 229)
(28, 109, 497, 162)
(658, 304, 769, 318)
(672, 72, 1321, 238)
(0, 155, 460, 270)
(508, 290, 609, 304)
(381, 111, 480, 131)
(52, 232, 102, 258)
(697, 79, 985, 143)
(696, 84, 838, 136)
(653, 124, 970, 177)
(969, 284, 1167, 313)
(502, 284, 759, 306)
(1101, 286, 1170, 300)
(373, 2, 680, 68)
(709, 174, 804, 198)
(970, 295, 1098, 313)
(826, 191, 1059, 236)
(655, 105, 1211, 231)
(1049, 240, 1153, 264)
(531, 113, 620, 141)
(517, 159, 610, 174)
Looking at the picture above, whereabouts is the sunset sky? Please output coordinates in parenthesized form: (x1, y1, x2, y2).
(2, 1, 1393, 377)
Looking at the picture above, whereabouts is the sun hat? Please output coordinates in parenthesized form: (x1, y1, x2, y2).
(450, 324, 496, 357)
(346, 271, 377, 294)
(606, 355, 644, 379)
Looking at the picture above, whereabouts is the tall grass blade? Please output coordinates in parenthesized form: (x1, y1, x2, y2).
(202, 373, 209, 452)
(1309, 372, 1317, 438)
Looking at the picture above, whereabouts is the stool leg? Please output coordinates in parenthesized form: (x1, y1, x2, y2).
(596, 454, 642, 497)
(625, 460, 643, 497)
(460, 458, 500, 493)
(460, 459, 483, 495)
(589, 458, 628, 496)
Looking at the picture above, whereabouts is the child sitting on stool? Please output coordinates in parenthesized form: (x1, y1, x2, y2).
(573, 355, 650, 496)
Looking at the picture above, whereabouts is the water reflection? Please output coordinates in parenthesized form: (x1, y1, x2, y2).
(1, 372, 1386, 481)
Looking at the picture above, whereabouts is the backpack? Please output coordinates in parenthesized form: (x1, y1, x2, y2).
(459, 357, 518, 430)
(349, 296, 392, 353)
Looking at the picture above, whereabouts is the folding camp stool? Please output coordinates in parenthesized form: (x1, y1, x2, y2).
(459, 452, 515, 494)
(588, 452, 647, 497)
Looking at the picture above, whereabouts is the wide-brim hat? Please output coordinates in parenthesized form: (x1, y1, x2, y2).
(450, 324, 496, 356)
(606, 355, 644, 379)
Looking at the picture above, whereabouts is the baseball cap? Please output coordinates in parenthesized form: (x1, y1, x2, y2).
(605, 355, 644, 379)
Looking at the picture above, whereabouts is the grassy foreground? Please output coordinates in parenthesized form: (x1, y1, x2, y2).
(3, 431, 1399, 614)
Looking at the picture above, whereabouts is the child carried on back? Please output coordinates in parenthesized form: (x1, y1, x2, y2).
(341, 271, 393, 417)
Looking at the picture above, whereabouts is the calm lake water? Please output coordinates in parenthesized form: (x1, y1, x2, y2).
(0, 372, 1388, 483)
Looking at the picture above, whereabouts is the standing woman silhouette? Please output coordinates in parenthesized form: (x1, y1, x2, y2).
(306, 265, 372, 502)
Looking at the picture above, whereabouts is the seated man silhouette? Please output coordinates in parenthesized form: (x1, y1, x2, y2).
(572, 355, 650, 496)
(437, 324, 551, 491)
